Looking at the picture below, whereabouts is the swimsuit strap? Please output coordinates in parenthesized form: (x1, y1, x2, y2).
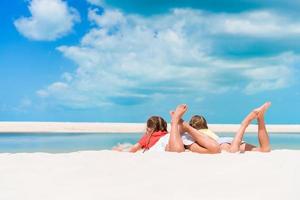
(143, 130, 154, 153)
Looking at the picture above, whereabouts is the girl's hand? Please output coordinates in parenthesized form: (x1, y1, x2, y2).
(112, 143, 134, 152)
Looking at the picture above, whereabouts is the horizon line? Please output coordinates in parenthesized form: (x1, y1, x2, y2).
(0, 122, 299, 133)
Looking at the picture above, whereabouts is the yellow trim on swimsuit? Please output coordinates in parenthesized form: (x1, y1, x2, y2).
(198, 129, 219, 140)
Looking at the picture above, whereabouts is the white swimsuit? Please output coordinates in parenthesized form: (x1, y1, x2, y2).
(149, 134, 240, 152)
(149, 133, 195, 152)
(181, 135, 239, 145)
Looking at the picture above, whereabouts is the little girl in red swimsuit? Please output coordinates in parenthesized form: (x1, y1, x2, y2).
(113, 116, 168, 152)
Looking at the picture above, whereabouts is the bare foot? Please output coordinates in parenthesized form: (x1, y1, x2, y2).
(253, 102, 271, 119)
(169, 110, 184, 124)
(242, 102, 271, 124)
(171, 104, 188, 123)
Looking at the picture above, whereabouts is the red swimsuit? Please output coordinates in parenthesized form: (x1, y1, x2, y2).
(138, 131, 168, 149)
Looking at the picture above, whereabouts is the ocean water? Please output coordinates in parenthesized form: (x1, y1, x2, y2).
(0, 132, 299, 153)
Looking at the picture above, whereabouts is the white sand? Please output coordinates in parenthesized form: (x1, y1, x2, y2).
(0, 150, 299, 200)
(1, 122, 299, 199)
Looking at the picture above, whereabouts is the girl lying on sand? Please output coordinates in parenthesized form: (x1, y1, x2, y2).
(113, 116, 169, 153)
(169, 102, 271, 153)
(114, 102, 271, 153)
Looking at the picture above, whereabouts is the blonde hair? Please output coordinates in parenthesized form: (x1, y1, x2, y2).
(189, 115, 208, 130)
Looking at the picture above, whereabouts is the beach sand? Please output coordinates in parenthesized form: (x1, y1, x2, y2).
(0, 150, 299, 200)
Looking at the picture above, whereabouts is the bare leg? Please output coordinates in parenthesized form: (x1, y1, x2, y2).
(228, 102, 272, 153)
(166, 104, 187, 152)
(229, 109, 258, 153)
(168, 109, 220, 154)
(251, 102, 271, 152)
(183, 122, 220, 154)
(256, 116, 271, 152)
(239, 143, 256, 153)
(187, 142, 220, 154)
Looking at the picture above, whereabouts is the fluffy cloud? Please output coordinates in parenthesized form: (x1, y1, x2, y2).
(86, 0, 104, 6)
(88, 8, 124, 28)
(159, 9, 300, 38)
(37, 8, 299, 108)
(206, 10, 300, 37)
(14, 0, 80, 41)
(242, 53, 297, 94)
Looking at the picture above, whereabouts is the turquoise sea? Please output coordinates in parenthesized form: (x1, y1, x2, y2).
(0, 133, 299, 153)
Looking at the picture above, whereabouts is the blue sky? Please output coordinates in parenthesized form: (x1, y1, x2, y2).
(0, 0, 299, 124)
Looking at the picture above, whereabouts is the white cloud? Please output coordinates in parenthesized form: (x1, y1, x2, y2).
(37, 8, 299, 108)
(87, 0, 104, 7)
(169, 9, 300, 38)
(61, 72, 73, 82)
(14, 0, 80, 41)
(88, 8, 124, 28)
(207, 10, 300, 37)
(243, 53, 297, 94)
(36, 90, 49, 98)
